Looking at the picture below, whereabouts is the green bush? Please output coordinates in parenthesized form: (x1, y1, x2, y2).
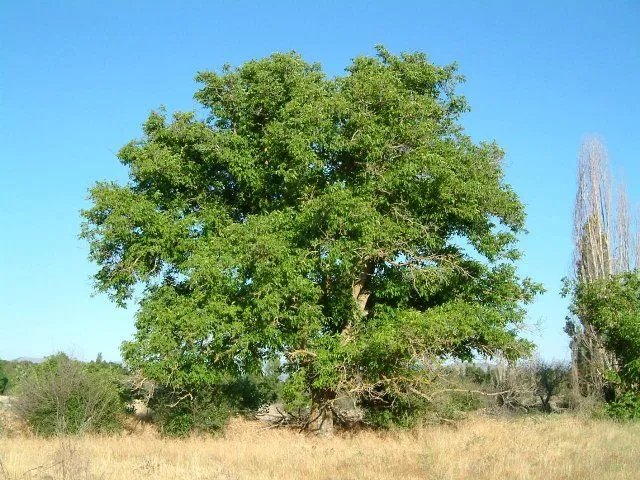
(605, 391, 640, 420)
(150, 373, 279, 437)
(150, 388, 232, 437)
(13, 353, 125, 436)
(569, 272, 640, 418)
(361, 393, 422, 429)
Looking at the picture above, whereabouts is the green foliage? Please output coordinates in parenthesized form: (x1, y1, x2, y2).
(150, 388, 232, 437)
(361, 390, 426, 428)
(82, 46, 541, 430)
(13, 354, 125, 436)
(463, 364, 492, 385)
(150, 373, 278, 436)
(280, 369, 311, 414)
(0, 366, 7, 395)
(569, 272, 640, 417)
(605, 391, 640, 420)
(0, 359, 38, 395)
(86, 354, 137, 407)
(360, 372, 485, 429)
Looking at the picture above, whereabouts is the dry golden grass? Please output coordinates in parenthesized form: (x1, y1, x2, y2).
(1, 415, 639, 480)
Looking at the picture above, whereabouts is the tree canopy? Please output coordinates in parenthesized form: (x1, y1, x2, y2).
(81, 46, 541, 433)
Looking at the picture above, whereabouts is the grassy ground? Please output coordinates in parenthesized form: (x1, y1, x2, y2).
(1, 415, 639, 480)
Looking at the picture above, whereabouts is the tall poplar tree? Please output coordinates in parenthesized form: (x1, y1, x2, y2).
(568, 136, 638, 398)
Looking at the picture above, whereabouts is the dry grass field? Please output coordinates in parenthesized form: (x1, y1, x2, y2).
(1, 415, 639, 480)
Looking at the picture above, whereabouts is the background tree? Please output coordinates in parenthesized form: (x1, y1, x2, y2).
(569, 272, 640, 418)
(82, 46, 541, 435)
(535, 361, 570, 412)
(568, 136, 638, 398)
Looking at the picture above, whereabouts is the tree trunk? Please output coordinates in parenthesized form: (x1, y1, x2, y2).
(570, 329, 581, 396)
(540, 394, 552, 413)
(308, 389, 335, 436)
(352, 264, 374, 317)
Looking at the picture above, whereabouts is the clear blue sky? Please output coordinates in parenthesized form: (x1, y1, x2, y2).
(1, 1, 639, 362)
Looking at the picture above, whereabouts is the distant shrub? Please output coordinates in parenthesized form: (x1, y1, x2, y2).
(13, 353, 125, 436)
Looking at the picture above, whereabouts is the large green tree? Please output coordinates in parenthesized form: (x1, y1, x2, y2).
(82, 47, 541, 434)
